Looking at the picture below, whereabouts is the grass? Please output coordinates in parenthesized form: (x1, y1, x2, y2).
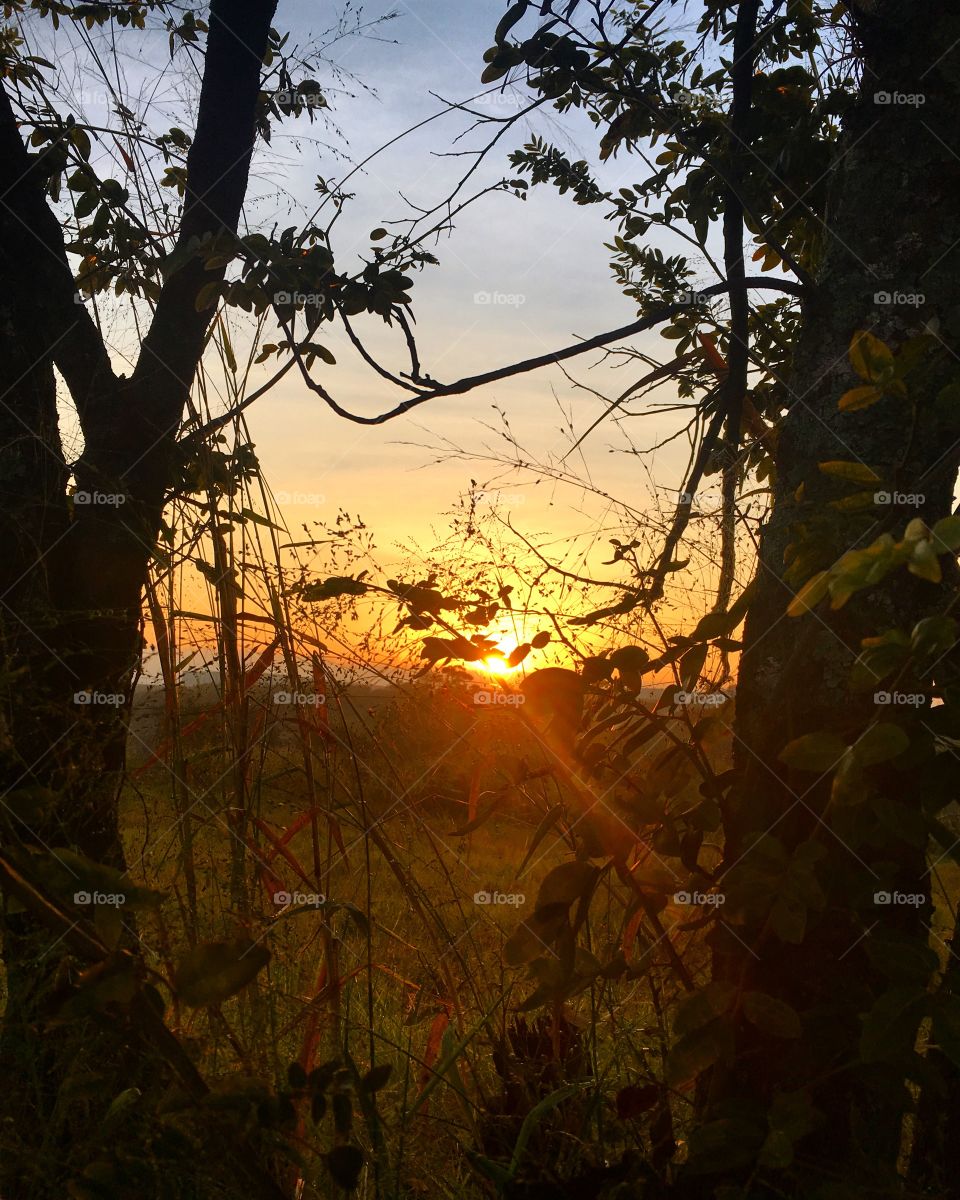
(117, 672, 688, 1198)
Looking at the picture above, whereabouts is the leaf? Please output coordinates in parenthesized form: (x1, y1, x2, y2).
(849, 330, 895, 383)
(865, 930, 939, 983)
(449, 791, 504, 836)
(818, 461, 882, 485)
(911, 616, 957, 658)
(859, 985, 927, 1063)
(503, 904, 568, 966)
(531, 631, 551, 649)
(302, 576, 369, 601)
(466, 1151, 512, 1187)
(219, 321, 237, 373)
(173, 940, 270, 1007)
(851, 722, 910, 767)
(932, 515, 960, 551)
(609, 645, 649, 671)
(908, 538, 942, 583)
(494, 0, 528, 43)
(778, 731, 846, 773)
(370, 228, 388, 240)
(787, 570, 829, 617)
(686, 1118, 765, 1173)
(301, 341, 336, 365)
(666, 1018, 732, 1087)
(195, 282, 220, 311)
(516, 804, 564, 876)
(838, 385, 883, 412)
(689, 610, 735, 641)
(75, 188, 99, 219)
(536, 861, 600, 908)
(360, 1063, 392, 1093)
(326, 1144, 364, 1190)
(507, 643, 531, 667)
(509, 1084, 584, 1177)
(239, 508, 284, 532)
(616, 1083, 659, 1119)
(674, 982, 736, 1037)
(679, 642, 708, 691)
(742, 991, 802, 1038)
(481, 62, 509, 83)
(71, 125, 92, 160)
(103, 1087, 141, 1125)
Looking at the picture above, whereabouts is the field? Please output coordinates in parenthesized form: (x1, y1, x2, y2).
(115, 672, 720, 1198)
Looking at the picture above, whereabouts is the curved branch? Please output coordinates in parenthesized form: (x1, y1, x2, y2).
(286, 276, 803, 427)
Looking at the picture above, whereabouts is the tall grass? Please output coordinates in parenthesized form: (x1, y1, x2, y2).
(115, 338, 742, 1199)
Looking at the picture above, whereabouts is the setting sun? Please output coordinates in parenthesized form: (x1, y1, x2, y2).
(479, 655, 522, 677)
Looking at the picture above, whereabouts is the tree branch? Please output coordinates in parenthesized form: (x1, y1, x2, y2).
(131, 0, 279, 461)
(0, 83, 117, 424)
(250, 276, 803, 430)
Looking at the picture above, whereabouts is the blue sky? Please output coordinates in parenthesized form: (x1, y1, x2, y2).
(241, 0, 697, 566)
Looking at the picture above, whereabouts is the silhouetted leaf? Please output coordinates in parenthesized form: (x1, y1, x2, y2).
(536, 860, 600, 908)
(326, 1144, 363, 1189)
(173, 940, 270, 1007)
(503, 904, 568, 966)
(742, 991, 802, 1038)
(616, 1083, 659, 1118)
(302, 576, 369, 601)
(779, 732, 846, 772)
(361, 1063, 393, 1093)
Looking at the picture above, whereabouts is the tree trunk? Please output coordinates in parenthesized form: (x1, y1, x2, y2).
(694, 2, 960, 1193)
(0, 3, 279, 1195)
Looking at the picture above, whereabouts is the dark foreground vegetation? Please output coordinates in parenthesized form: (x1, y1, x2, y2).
(4, 1, 960, 1197)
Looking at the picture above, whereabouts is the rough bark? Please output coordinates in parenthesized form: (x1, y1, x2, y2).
(696, 2, 960, 1193)
(0, 3, 279, 1195)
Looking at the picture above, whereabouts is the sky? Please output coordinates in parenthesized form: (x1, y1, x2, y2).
(232, 0, 703, 574)
(27, 0, 729, 673)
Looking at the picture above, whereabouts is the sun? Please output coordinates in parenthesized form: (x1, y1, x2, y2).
(479, 655, 521, 677)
